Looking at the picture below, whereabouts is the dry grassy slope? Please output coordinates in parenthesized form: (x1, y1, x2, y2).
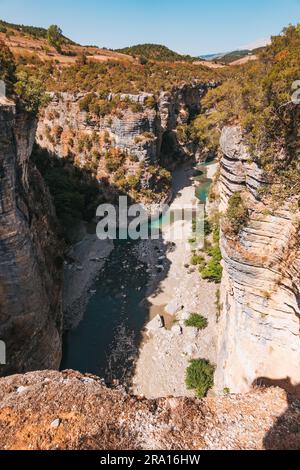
(0, 27, 134, 65)
(0, 370, 299, 450)
(0, 25, 227, 69)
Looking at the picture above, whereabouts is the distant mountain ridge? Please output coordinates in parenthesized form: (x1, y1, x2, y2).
(200, 46, 265, 65)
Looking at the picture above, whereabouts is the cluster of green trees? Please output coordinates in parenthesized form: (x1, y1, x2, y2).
(116, 43, 197, 63)
(0, 19, 74, 44)
(0, 40, 16, 95)
(190, 217, 223, 283)
(78, 93, 145, 118)
(0, 41, 47, 113)
(193, 24, 300, 200)
(19, 58, 216, 96)
(0, 19, 49, 39)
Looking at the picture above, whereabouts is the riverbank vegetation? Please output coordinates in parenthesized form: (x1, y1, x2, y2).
(190, 215, 223, 284)
(186, 359, 215, 398)
(184, 314, 208, 330)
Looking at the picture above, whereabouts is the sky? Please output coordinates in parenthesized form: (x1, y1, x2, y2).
(0, 0, 300, 55)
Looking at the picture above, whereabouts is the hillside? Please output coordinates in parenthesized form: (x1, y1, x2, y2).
(0, 19, 134, 66)
(221, 47, 266, 64)
(0, 19, 75, 44)
(115, 43, 196, 62)
(201, 46, 265, 65)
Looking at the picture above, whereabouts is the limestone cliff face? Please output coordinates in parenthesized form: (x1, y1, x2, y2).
(215, 126, 300, 393)
(35, 84, 208, 188)
(0, 101, 63, 376)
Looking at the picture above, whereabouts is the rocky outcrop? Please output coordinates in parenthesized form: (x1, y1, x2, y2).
(0, 370, 299, 450)
(36, 83, 209, 176)
(215, 126, 300, 394)
(0, 100, 63, 376)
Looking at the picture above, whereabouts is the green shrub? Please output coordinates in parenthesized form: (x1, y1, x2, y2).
(144, 96, 156, 108)
(200, 243, 223, 283)
(0, 40, 16, 95)
(47, 25, 63, 53)
(31, 145, 99, 240)
(184, 314, 208, 330)
(200, 258, 223, 283)
(215, 289, 221, 322)
(185, 359, 215, 398)
(190, 254, 205, 266)
(14, 70, 49, 114)
(225, 192, 248, 235)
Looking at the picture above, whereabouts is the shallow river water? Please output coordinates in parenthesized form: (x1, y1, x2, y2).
(61, 160, 215, 383)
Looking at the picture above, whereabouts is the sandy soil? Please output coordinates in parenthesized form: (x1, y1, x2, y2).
(132, 164, 219, 399)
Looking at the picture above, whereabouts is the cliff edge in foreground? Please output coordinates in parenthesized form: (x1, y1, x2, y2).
(0, 370, 299, 450)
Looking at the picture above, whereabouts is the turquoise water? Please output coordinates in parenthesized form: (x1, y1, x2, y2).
(61, 240, 150, 384)
(195, 159, 216, 203)
(61, 159, 215, 383)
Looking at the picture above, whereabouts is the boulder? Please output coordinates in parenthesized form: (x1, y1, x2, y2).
(146, 315, 165, 332)
(165, 300, 184, 316)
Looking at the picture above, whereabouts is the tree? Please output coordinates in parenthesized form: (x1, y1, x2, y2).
(0, 41, 16, 96)
(14, 70, 49, 114)
(47, 25, 63, 53)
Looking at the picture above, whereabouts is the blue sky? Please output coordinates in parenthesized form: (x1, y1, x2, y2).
(1, 0, 300, 54)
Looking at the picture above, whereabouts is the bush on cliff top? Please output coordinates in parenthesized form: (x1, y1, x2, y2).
(0, 40, 16, 95)
(18, 59, 217, 96)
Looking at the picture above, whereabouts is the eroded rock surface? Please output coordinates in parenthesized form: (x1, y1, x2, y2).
(0, 370, 299, 450)
(0, 102, 63, 375)
(216, 126, 300, 393)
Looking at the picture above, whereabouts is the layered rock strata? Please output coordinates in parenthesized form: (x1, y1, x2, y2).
(215, 126, 300, 393)
(0, 100, 63, 376)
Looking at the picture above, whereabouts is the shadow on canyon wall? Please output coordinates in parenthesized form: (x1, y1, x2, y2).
(253, 377, 300, 450)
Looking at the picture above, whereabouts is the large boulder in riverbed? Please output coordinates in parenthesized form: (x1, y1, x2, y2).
(146, 315, 165, 332)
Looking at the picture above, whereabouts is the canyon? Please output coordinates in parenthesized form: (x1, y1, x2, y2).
(1, 20, 300, 450)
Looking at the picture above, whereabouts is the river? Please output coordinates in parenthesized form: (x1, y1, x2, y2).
(61, 159, 216, 385)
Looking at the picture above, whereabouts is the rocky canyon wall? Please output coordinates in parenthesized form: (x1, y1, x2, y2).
(215, 126, 300, 394)
(35, 84, 209, 198)
(0, 99, 63, 376)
